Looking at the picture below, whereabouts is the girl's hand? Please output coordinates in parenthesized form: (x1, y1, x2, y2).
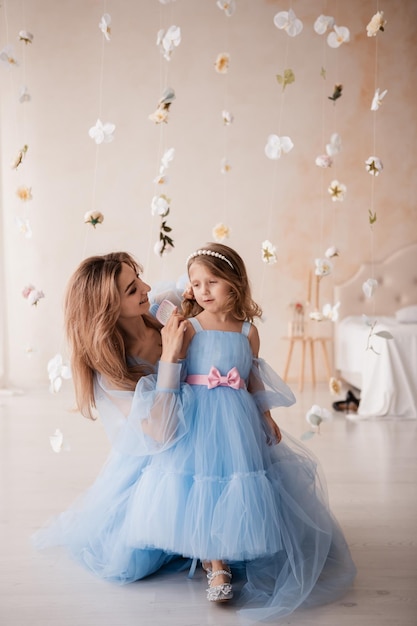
(263, 412, 282, 445)
(160, 307, 188, 363)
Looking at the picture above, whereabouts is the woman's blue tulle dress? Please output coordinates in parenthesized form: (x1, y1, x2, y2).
(33, 319, 356, 622)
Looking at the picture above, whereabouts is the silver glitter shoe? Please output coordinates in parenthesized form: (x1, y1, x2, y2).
(206, 568, 233, 602)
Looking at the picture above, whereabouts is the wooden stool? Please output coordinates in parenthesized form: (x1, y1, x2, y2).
(282, 335, 332, 392)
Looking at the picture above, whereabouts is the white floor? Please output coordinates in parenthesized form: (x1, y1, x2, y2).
(1, 382, 416, 626)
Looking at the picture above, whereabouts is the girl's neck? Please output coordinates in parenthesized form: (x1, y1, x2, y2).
(197, 310, 242, 331)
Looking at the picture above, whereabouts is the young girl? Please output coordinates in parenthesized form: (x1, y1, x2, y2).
(175, 243, 356, 619)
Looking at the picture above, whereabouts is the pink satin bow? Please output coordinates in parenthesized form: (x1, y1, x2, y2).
(207, 366, 243, 390)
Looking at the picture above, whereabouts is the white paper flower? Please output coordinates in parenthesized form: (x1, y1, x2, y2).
(19, 30, 34, 44)
(22, 284, 45, 306)
(15, 216, 32, 238)
(274, 9, 303, 37)
(49, 428, 64, 453)
(328, 180, 347, 201)
(362, 278, 378, 298)
(160, 147, 175, 172)
(315, 154, 333, 168)
(0, 45, 18, 66)
(314, 15, 335, 35)
(306, 404, 332, 428)
(326, 132, 341, 156)
(365, 156, 383, 176)
(157, 25, 181, 61)
(315, 258, 333, 277)
(261, 240, 277, 264)
(309, 310, 324, 322)
(19, 85, 31, 103)
(322, 301, 340, 322)
(99, 14, 111, 40)
(154, 239, 173, 256)
(367, 11, 386, 37)
(88, 119, 115, 144)
(325, 246, 339, 258)
(371, 88, 388, 111)
(47, 353, 71, 394)
(151, 194, 170, 217)
(84, 210, 104, 227)
(265, 134, 294, 160)
(216, 0, 236, 17)
(327, 25, 350, 48)
(222, 110, 234, 125)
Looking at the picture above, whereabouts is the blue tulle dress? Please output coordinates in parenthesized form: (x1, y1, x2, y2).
(33, 319, 356, 623)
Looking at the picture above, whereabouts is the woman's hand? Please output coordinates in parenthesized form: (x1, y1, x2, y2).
(160, 307, 188, 363)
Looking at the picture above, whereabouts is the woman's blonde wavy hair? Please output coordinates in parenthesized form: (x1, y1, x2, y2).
(182, 243, 262, 322)
(64, 252, 160, 420)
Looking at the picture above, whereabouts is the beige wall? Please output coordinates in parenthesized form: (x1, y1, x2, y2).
(1, 0, 416, 388)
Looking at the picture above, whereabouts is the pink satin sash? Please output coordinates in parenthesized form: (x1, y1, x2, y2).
(186, 366, 246, 390)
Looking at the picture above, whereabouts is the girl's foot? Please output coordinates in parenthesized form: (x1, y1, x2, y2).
(206, 563, 233, 603)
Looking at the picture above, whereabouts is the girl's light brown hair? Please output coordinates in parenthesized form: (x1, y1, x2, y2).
(182, 243, 262, 322)
(64, 252, 160, 420)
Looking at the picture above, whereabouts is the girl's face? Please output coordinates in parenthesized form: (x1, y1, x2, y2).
(188, 261, 231, 314)
(117, 262, 151, 319)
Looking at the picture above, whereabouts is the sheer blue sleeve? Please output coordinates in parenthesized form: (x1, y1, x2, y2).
(94, 361, 194, 456)
(249, 357, 296, 412)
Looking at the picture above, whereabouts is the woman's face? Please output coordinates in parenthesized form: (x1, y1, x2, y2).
(116, 262, 151, 319)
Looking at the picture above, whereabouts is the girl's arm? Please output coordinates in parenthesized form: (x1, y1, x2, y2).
(247, 324, 282, 445)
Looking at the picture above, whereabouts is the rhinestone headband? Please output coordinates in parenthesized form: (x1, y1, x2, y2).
(186, 249, 234, 269)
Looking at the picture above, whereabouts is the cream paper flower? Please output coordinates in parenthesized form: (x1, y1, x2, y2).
(212, 223, 230, 242)
(371, 88, 388, 111)
(215, 52, 230, 74)
(327, 25, 350, 48)
(99, 14, 111, 40)
(216, 0, 236, 17)
(315, 258, 333, 277)
(326, 132, 341, 156)
(84, 210, 104, 227)
(16, 185, 32, 201)
(261, 240, 277, 264)
(367, 11, 386, 37)
(365, 156, 383, 176)
(328, 180, 347, 201)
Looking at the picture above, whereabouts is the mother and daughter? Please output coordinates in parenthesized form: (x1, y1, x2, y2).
(33, 243, 356, 622)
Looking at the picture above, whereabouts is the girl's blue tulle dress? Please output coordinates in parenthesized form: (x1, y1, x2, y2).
(33, 319, 356, 622)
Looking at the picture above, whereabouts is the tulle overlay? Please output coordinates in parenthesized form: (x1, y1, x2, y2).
(33, 321, 356, 622)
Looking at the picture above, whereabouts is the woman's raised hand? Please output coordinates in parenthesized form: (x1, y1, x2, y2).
(160, 307, 188, 363)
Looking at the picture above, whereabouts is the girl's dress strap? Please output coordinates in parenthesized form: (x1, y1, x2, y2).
(241, 321, 251, 337)
(188, 317, 203, 332)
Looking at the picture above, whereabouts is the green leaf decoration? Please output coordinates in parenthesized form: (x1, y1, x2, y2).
(375, 330, 394, 340)
(276, 68, 295, 91)
(301, 430, 316, 441)
(368, 209, 377, 225)
(320, 66, 326, 79)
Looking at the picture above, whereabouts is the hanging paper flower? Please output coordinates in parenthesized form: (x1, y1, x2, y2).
(315, 258, 333, 277)
(276, 68, 295, 91)
(222, 110, 234, 125)
(15, 216, 32, 238)
(216, 0, 236, 17)
(309, 310, 324, 322)
(261, 240, 277, 264)
(149, 87, 176, 124)
(220, 157, 232, 174)
(273, 9, 303, 37)
(328, 180, 347, 201)
(99, 14, 111, 40)
(215, 52, 230, 74)
(327, 25, 350, 48)
(301, 404, 332, 439)
(16, 185, 32, 201)
(325, 246, 339, 259)
(362, 278, 378, 298)
(88, 119, 115, 144)
(157, 25, 181, 61)
(367, 11, 386, 37)
(365, 156, 383, 176)
(0, 45, 18, 66)
(22, 284, 45, 306)
(314, 15, 335, 35)
(84, 210, 104, 227)
(154, 237, 174, 257)
(315, 154, 333, 168)
(265, 134, 294, 159)
(11, 144, 28, 169)
(322, 301, 340, 322)
(329, 377, 342, 396)
(160, 147, 175, 172)
(49, 428, 71, 453)
(328, 84, 343, 102)
(212, 223, 230, 242)
(151, 194, 170, 217)
(47, 353, 71, 394)
(326, 133, 342, 156)
(19, 30, 34, 44)
(19, 85, 31, 103)
(371, 88, 388, 111)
